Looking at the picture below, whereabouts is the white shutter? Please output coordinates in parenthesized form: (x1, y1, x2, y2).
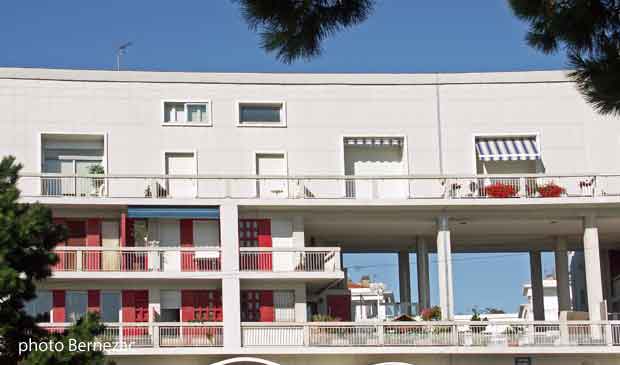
(274, 291, 295, 322)
(161, 290, 181, 309)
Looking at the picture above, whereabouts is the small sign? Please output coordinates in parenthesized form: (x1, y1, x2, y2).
(515, 357, 532, 365)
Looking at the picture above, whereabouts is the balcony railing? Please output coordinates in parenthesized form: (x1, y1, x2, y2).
(239, 247, 341, 272)
(241, 321, 620, 347)
(40, 322, 223, 348)
(18, 173, 620, 200)
(52, 247, 221, 273)
(36, 321, 620, 350)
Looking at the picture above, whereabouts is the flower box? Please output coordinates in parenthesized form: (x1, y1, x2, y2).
(484, 183, 518, 198)
(537, 182, 565, 198)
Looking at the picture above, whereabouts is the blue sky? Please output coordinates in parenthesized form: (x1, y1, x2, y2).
(1, 1, 567, 313)
(0, 1, 566, 72)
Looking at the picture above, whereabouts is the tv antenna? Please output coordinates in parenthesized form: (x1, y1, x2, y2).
(116, 41, 133, 71)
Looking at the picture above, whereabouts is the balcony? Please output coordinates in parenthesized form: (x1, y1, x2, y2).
(241, 321, 620, 348)
(18, 173, 620, 202)
(239, 247, 341, 272)
(52, 247, 221, 277)
(37, 321, 620, 352)
(41, 322, 223, 348)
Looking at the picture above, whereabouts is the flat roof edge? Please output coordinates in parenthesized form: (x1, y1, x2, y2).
(0, 67, 573, 85)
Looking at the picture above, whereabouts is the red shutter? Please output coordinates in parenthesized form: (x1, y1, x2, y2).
(327, 295, 351, 321)
(85, 219, 101, 270)
(181, 290, 195, 322)
(52, 290, 66, 322)
(257, 220, 272, 247)
(120, 214, 134, 247)
(257, 219, 272, 270)
(88, 290, 100, 313)
(214, 290, 223, 321)
(259, 290, 274, 322)
(66, 220, 86, 246)
(122, 290, 136, 322)
(135, 291, 149, 322)
(180, 220, 194, 271)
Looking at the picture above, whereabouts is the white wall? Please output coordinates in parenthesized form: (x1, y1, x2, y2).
(3, 69, 617, 180)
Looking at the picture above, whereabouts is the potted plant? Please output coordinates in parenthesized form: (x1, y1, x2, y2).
(485, 182, 518, 198)
(537, 182, 565, 197)
(449, 182, 462, 198)
(579, 178, 594, 195)
(88, 164, 105, 196)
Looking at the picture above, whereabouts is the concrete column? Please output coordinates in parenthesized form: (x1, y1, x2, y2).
(220, 202, 239, 272)
(554, 237, 571, 312)
(398, 250, 412, 315)
(222, 277, 241, 348)
(294, 283, 307, 322)
(583, 215, 604, 321)
(529, 250, 545, 321)
(219, 202, 241, 348)
(436, 216, 454, 320)
(600, 248, 611, 301)
(292, 216, 305, 248)
(416, 236, 431, 312)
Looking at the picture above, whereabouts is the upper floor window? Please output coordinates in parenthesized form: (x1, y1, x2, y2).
(475, 134, 543, 174)
(237, 102, 286, 127)
(163, 101, 211, 125)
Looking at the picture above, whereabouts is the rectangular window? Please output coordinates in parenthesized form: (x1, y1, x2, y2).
(66, 291, 88, 322)
(25, 291, 52, 322)
(163, 101, 211, 125)
(238, 102, 285, 126)
(101, 291, 121, 322)
(161, 290, 181, 322)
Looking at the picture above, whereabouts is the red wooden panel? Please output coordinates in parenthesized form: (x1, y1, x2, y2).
(66, 220, 86, 246)
(240, 290, 260, 321)
(180, 219, 194, 271)
(327, 295, 351, 321)
(85, 219, 101, 271)
(52, 290, 66, 322)
(120, 214, 134, 247)
(259, 290, 274, 322)
(134, 290, 149, 322)
(181, 290, 195, 322)
(122, 290, 135, 322)
(257, 220, 272, 248)
(87, 290, 100, 313)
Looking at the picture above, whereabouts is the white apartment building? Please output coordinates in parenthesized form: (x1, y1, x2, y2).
(3, 67, 620, 365)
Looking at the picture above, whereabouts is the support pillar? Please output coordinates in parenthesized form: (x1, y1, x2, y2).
(436, 216, 454, 320)
(416, 236, 431, 312)
(583, 215, 604, 321)
(398, 250, 412, 315)
(529, 250, 545, 321)
(554, 237, 571, 312)
(220, 202, 241, 348)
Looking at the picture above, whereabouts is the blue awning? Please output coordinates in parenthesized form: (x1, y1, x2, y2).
(127, 206, 219, 219)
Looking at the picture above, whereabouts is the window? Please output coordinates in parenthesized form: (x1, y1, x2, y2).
(101, 292, 121, 322)
(25, 291, 52, 322)
(160, 290, 180, 322)
(66, 291, 88, 322)
(238, 102, 286, 126)
(163, 101, 211, 125)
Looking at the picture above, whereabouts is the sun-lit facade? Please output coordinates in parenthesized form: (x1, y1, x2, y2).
(3, 67, 620, 365)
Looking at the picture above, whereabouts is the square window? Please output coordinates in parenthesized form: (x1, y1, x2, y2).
(187, 104, 208, 122)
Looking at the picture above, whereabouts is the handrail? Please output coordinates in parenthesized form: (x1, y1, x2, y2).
(239, 247, 341, 252)
(53, 246, 221, 252)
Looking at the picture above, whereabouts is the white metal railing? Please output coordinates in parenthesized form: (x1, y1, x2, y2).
(39, 322, 223, 348)
(239, 247, 341, 272)
(241, 321, 620, 347)
(18, 173, 620, 200)
(52, 247, 221, 273)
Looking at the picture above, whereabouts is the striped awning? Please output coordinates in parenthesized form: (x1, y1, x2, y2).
(127, 206, 219, 219)
(475, 137, 540, 161)
(344, 137, 403, 147)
